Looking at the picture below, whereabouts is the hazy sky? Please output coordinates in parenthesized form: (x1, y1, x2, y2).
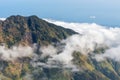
(0, 0, 120, 26)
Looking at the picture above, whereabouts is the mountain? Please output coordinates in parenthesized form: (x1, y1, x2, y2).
(0, 15, 77, 80)
(0, 15, 76, 47)
(0, 15, 120, 80)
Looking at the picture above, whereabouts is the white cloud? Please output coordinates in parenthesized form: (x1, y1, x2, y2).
(0, 18, 6, 21)
(40, 45, 57, 59)
(95, 45, 120, 61)
(0, 45, 34, 61)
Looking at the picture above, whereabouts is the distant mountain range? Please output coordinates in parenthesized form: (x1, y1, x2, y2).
(0, 15, 120, 80)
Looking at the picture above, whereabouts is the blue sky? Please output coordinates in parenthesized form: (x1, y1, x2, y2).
(0, 0, 120, 26)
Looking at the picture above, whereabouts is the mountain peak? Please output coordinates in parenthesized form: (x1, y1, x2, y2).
(6, 15, 24, 20)
(6, 15, 40, 20)
(0, 15, 77, 46)
(5, 15, 41, 23)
